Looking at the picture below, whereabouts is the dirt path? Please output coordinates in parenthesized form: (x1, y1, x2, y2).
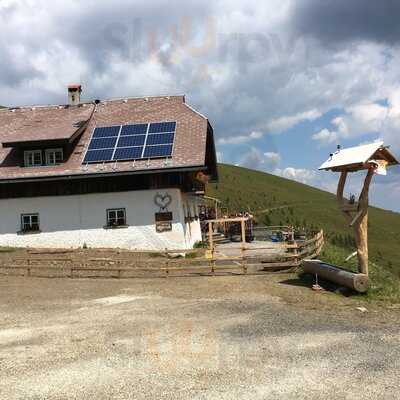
(1, 274, 399, 399)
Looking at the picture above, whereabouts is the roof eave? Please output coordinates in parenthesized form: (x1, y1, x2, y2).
(0, 164, 209, 184)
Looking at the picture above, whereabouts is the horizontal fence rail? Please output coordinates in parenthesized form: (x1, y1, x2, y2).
(0, 230, 324, 279)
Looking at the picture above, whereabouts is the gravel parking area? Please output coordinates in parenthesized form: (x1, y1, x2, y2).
(1, 274, 400, 399)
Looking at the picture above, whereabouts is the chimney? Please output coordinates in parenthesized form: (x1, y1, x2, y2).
(68, 84, 82, 106)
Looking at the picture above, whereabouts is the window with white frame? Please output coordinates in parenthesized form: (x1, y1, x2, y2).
(45, 148, 63, 165)
(24, 150, 42, 167)
(21, 213, 40, 232)
(106, 208, 126, 227)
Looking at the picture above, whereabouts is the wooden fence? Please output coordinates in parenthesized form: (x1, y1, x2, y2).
(0, 230, 324, 279)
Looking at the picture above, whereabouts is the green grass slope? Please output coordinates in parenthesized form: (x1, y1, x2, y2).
(207, 164, 400, 301)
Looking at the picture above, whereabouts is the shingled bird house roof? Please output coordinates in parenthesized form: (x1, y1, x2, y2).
(0, 95, 217, 183)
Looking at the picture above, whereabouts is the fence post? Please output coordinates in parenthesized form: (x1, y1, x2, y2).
(241, 219, 247, 273)
(293, 241, 299, 268)
(208, 221, 216, 275)
(208, 222, 214, 252)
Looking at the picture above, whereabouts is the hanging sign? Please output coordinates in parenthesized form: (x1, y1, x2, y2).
(154, 192, 173, 232)
(156, 221, 172, 233)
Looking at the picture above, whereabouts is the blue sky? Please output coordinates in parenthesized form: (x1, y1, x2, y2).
(0, 0, 399, 211)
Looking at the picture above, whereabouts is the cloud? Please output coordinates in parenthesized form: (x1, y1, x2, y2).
(275, 167, 317, 185)
(238, 148, 281, 171)
(237, 148, 320, 188)
(312, 129, 339, 145)
(264, 151, 281, 167)
(218, 131, 262, 145)
(291, 0, 400, 47)
(312, 92, 400, 152)
(267, 109, 322, 133)
(1, 1, 400, 210)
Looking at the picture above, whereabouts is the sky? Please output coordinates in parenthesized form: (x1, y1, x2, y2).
(1, 0, 400, 211)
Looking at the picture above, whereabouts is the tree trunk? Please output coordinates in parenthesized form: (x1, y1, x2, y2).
(355, 212, 369, 275)
(303, 260, 369, 293)
(336, 168, 374, 276)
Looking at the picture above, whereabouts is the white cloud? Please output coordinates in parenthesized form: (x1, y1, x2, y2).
(238, 148, 281, 171)
(268, 109, 322, 133)
(313, 91, 400, 152)
(312, 128, 339, 144)
(264, 151, 281, 166)
(218, 131, 262, 145)
(275, 167, 317, 185)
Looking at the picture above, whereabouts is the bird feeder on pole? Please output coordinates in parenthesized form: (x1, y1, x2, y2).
(319, 141, 399, 276)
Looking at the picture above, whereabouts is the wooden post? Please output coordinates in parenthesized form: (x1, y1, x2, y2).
(293, 242, 299, 268)
(241, 219, 246, 247)
(241, 219, 246, 273)
(303, 260, 369, 293)
(208, 221, 215, 275)
(336, 167, 375, 276)
(165, 259, 169, 277)
(208, 221, 213, 252)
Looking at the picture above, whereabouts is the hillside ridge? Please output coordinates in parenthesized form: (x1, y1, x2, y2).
(207, 163, 400, 277)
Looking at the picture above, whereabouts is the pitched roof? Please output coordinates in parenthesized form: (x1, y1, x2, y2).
(0, 95, 214, 182)
(0, 104, 94, 146)
(319, 141, 399, 171)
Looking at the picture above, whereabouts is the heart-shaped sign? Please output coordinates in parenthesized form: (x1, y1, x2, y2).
(154, 193, 172, 210)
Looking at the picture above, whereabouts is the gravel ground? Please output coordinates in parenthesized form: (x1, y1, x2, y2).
(1, 274, 400, 399)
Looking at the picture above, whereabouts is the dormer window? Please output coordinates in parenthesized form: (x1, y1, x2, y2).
(23, 148, 64, 167)
(24, 150, 42, 167)
(46, 148, 63, 165)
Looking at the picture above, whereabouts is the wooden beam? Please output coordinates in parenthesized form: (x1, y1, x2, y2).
(303, 260, 369, 293)
(208, 221, 213, 252)
(205, 217, 249, 223)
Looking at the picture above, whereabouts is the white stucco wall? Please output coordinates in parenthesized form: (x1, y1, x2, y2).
(0, 188, 203, 250)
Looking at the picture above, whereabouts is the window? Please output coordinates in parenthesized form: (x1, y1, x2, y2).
(45, 148, 63, 165)
(21, 214, 40, 232)
(24, 150, 42, 167)
(106, 208, 126, 227)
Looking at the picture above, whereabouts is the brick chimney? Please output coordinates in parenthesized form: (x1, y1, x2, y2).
(68, 84, 82, 106)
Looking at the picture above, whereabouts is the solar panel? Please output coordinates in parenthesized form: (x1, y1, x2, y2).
(121, 124, 148, 136)
(117, 135, 146, 147)
(89, 137, 118, 150)
(83, 121, 176, 164)
(83, 149, 114, 163)
(143, 144, 173, 158)
(149, 122, 176, 133)
(114, 147, 143, 160)
(92, 126, 120, 138)
(146, 132, 174, 146)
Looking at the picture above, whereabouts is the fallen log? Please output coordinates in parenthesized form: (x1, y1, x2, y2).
(303, 259, 369, 293)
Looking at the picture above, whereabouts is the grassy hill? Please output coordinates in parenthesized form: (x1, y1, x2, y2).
(207, 164, 400, 301)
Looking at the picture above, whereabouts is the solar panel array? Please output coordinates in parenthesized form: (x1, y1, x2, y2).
(83, 122, 176, 164)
